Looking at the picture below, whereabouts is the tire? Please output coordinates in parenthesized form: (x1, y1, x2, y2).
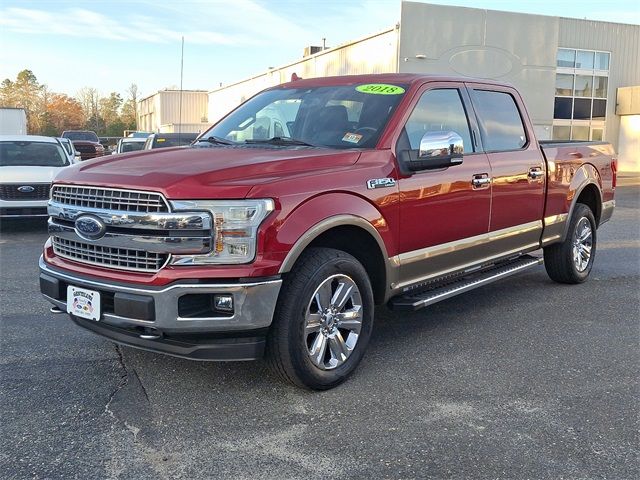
(544, 203, 597, 284)
(266, 247, 374, 390)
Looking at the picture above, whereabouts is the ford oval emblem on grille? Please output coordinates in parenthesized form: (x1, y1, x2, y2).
(75, 215, 106, 240)
(18, 185, 35, 193)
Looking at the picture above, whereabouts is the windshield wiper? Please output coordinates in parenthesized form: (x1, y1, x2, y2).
(194, 135, 236, 145)
(245, 136, 315, 147)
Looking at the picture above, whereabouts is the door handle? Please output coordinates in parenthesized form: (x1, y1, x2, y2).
(528, 167, 544, 180)
(472, 174, 491, 188)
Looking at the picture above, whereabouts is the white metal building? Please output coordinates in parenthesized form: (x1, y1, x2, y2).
(137, 90, 209, 134)
(208, 1, 640, 171)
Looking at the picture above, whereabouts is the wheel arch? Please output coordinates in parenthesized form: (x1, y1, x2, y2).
(278, 215, 394, 305)
(561, 164, 603, 241)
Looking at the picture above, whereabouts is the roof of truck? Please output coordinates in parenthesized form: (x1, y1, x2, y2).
(273, 73, 510, 90)
(0, 135, 59, 143)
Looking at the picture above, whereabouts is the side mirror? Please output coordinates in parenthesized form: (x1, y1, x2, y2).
(401, 131, 464, 172)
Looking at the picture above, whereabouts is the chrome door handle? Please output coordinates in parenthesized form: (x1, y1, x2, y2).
(472, 175, 491, 188)
(528, 167, 544, 180)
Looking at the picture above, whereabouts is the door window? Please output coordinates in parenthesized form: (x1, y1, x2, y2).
(404, 89, 473, 153)
(471, 90, 527, 151)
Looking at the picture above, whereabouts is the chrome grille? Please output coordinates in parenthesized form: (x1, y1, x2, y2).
(51, 185, 168, 212)
(52, 236, 169, 272)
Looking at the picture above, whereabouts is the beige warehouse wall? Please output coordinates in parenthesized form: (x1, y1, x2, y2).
(398, 2, 559, 139)
(137, 91, 208, 132)
(207, 28, 398, 124)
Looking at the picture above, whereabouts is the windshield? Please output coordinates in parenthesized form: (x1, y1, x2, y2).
(202, 84, 407, 149)
(120, 141, 145, 153)
(63, 131, 99, 142)
(0, 141, 69, 167)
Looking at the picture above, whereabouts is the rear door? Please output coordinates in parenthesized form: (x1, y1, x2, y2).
(466, 84, 546, 254)
(395, 82, 492, 288)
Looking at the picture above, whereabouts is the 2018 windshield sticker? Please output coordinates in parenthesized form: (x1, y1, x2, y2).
(342, 132, 363, 144)
(356, 84, 405, 95)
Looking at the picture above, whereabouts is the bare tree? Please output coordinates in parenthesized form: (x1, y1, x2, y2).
(127, 84, 139, 129)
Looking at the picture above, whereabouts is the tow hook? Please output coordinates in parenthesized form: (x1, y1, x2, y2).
(139, 327, 162, 340)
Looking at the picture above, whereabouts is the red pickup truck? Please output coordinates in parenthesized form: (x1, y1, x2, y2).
(40, 74, 616, 390)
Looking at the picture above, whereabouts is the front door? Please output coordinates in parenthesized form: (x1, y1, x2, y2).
(395, 84, 492, 289)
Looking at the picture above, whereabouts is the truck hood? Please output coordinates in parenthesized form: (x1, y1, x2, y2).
(1, 165, 71, 183)
(53, 145, 361, 199)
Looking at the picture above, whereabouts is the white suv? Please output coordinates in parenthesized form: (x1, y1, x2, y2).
(0, 135, 73, 218)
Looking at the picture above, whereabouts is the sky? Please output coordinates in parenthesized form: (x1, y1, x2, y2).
(1, 0, 638, 100)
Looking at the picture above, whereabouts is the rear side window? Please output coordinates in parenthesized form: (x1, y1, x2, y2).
(471, 90, 527, 151)
(404, 89, 473, 153)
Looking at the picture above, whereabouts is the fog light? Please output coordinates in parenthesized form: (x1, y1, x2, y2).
(214, 294, 234, 312)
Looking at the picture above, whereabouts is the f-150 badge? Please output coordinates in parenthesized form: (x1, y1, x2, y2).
(367, 178, 396, 189)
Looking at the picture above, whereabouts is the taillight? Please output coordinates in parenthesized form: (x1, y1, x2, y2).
(611, 158, 617, 189)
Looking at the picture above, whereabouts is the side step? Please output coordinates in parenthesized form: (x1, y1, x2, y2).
(388, 255, 543, 312)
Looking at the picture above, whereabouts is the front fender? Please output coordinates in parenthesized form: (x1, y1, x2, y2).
(273, 192, 395, 273)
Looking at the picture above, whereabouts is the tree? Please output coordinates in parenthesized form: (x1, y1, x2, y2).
(121, 83, 139, 131)
(43, 94, 85, 135)
(76, 87, 100, 131)
(0, 69, 44, 132)
(99, 92, 123, 132)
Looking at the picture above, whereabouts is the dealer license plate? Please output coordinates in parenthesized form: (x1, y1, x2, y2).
(67, 286, 101, 321)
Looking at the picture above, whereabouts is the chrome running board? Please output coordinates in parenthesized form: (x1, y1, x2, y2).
(388, 255, 543, 312)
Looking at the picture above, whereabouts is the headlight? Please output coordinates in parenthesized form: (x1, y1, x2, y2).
(170, 199, 274, 265)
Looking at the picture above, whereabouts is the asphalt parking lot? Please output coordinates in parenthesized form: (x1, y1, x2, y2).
(1, 179, 638, 479)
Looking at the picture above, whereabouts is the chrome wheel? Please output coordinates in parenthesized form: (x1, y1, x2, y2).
(304, 274, 363, 370)
(572, 217, 593, 272)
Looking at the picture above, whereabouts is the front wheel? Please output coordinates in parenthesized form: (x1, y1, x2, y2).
(544, 203, 597, 284)
(266, 248, 374, 390)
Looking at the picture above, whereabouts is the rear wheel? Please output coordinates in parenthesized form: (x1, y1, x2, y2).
(544, 203, 597, 284)
(266, 248, 374, 390)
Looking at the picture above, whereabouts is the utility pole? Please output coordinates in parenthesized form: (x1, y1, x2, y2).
(178, 36, 184, 143)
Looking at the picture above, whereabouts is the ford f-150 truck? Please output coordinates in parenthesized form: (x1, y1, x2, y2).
(40, 74, 616, 390)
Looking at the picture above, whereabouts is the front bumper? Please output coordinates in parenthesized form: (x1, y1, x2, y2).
(39, 256, 282, 360)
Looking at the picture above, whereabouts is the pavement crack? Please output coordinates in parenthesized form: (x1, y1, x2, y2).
(103, 345, 151, 445)
(104, 344, 129, 420)
(132, 367, 149, 402)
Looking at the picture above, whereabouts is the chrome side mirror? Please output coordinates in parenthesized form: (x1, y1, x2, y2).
(419, 131, 464, 159)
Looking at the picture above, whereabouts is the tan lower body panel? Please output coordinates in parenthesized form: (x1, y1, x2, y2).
(541, 213, 569, 246)
(393, 221, 543, 291)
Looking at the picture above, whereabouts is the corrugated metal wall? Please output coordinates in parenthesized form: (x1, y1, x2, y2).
(137, 91, 209, 132)
(208, 28, 398, 123)
(558, 18, 640, 149)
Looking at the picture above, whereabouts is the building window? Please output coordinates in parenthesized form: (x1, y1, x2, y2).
(552, 48, 610, 141)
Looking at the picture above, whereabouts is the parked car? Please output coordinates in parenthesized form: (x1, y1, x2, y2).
(143, 133, 199, 149)
(0, 135, 72, 218)
(113, 137, 147, 154)
(40, 74, 616, 390)
(61, 130, 105, 160)
(57, 137, 82, 163)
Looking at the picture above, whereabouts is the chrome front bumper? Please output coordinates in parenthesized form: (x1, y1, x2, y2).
(40, 255, 281, 336)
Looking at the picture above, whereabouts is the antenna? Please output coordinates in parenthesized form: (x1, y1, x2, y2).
(178, 36, 184, 144)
